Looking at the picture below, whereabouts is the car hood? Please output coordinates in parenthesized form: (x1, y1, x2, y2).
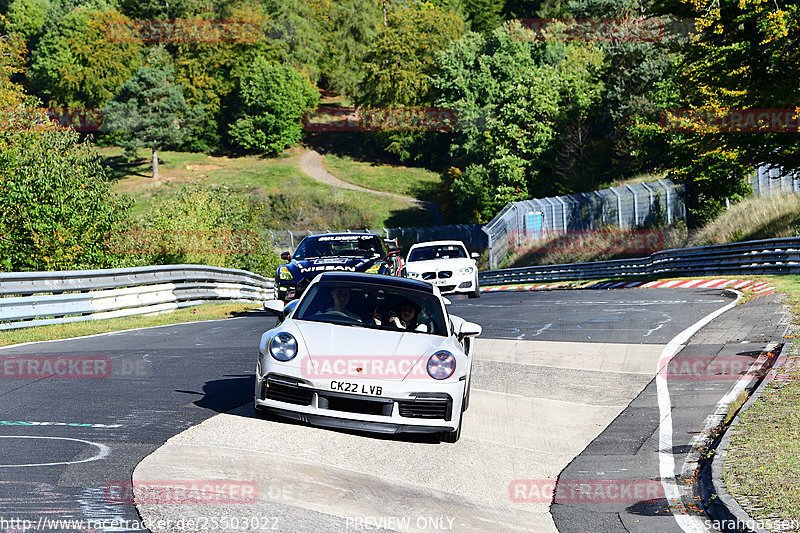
(293, 320, 445, 381)
(406, 258, 474, 272)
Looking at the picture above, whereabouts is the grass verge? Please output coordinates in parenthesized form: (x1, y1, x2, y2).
(723, 275, 800, 524)
(0, 302, 260, 348)
(321, 154, 441, 200)
(101, 147, 432, 229)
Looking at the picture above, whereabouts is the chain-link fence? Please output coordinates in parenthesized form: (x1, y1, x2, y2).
(481, 179, 686, 269)
(748, 164, 800, 196)
(264, 225, 487, 254)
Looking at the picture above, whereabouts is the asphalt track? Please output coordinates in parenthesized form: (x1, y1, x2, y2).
(0, 288, 785, 532)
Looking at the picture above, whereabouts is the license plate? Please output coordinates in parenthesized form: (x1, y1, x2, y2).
(434, 279, 448, 285)
(330, 380, 383, 396)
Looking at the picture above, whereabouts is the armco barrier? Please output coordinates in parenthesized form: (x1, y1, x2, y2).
(0, 265, 274, 330)
(478, 237, 800, 285)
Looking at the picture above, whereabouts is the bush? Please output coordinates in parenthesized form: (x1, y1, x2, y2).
(0, 126, 132, 271)
(109, 183, 281, 277)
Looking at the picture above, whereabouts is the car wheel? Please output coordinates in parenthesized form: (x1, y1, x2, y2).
(441, 410, 463, 443)
(468, 276, 480, 298)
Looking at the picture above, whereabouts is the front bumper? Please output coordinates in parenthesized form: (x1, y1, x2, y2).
(410, 273, 475, 295)
(254, 373, 462, 434)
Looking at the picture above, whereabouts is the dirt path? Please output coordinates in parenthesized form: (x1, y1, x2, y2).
(298, 150, 441, 221)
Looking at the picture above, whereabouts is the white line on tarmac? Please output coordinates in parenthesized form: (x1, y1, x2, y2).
(656, 290, 742, 533)
(0, 435, 110, 467)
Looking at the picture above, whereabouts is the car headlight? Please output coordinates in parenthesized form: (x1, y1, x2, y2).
(407, 271, 420, 279)
(456, 266, 474, 275)
(427, 351, 456, 380)
(365, 263, 381, 274)
(269, 333, 298, 361)
(278, 267, 293, 280)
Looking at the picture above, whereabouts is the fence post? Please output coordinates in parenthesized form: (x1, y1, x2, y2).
(609, 187, 623, 228)
(625, 184, 639, 227)
(640, 182, 655, 225)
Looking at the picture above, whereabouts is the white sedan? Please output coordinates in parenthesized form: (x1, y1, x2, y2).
(256, 272, 482, 442)
(405, 240, 481, 298)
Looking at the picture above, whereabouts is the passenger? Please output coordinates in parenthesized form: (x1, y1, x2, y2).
(386, 301, 428, 332)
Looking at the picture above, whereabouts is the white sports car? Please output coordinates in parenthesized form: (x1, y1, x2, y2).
(256, 272, 482, 442)
(405, 240, 481, 298)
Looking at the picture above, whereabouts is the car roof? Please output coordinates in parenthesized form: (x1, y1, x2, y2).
(408, 240, 467, 250)
(313, 272, 435, 293)
(302, 232, 378, 239)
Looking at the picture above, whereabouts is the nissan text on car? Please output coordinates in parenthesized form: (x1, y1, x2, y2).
(275, 233, 403, 301)
(405, 240, 481, 298)
(257, 272, 482, 442)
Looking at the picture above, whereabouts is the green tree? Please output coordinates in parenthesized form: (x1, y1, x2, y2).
(29, 7, 142, 108)
(170, 7, 273, 150)
(357, 2, 465, 107)
(434, 26, 605, 221)
(322, 0, 382, 96)
(267, 0, 327, 84)
(102, 64, 200, 178)
(0, 31, 27, 108)
(662, 0, 799, 225)
(0, 127, 131, 271)
(228, 57, 319, 154)
(119, 0, 193, 19)
(3, 0, 50, 46)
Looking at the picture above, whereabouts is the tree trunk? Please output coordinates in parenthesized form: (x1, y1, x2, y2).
(152, 147, 159, 179)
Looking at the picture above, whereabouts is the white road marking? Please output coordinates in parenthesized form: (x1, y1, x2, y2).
(656, 290, 742, 533)
(0, 420, 122, 428)
(0, 436, 110, 468)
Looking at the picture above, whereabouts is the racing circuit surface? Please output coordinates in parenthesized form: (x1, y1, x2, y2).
(0, 288, 788, 532)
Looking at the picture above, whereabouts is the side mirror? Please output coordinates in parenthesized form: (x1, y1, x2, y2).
(457, 321, 482, 340)
(263, 300, 286, 321)
(280, 251, 291, 261)
(471, 252, 480, 259)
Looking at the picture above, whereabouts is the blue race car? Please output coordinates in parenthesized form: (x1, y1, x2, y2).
(276, 233, 404, 301)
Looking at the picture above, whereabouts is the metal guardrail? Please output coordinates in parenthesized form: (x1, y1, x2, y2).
(478, 237, 800, 285)
(0, 265, 275, 330)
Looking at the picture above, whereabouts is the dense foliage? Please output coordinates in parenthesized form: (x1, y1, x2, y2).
(0, 126, 132, 271)
(2, 0, 797, 274)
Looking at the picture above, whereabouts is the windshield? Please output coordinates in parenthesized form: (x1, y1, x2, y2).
(408, 244, 467, 262)
(294, 281, 447, 336)
(293, 235, 384, 260)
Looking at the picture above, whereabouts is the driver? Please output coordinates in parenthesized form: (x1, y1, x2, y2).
(321, 287, 362, 321)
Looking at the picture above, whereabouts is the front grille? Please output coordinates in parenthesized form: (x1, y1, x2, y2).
(318, 391, 393, 416)
(438, 285, 456, 292)
(422, 272, 436, 280)
(437, 271, 452, 279)
(263, 376, 314, 406)
(398, 398, 451, 420)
